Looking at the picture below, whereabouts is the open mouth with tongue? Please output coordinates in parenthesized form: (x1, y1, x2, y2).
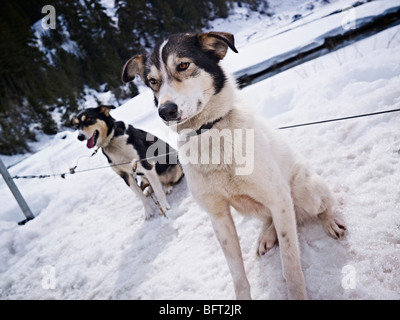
(86, 130, 99, 149)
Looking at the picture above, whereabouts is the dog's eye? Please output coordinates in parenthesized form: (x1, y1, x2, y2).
(149, 78, 158, 86)
(177, 62, 190, 71)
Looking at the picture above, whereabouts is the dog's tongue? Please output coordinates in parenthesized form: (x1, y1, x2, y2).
(86, 133, 96, 149)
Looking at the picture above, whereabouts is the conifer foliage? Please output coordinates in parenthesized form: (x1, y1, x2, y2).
(0, 0, 267, 154)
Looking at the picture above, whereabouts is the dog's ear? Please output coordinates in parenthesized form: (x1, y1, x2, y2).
(198, 32, 238, 60)
(122, 54, 146, 83)
(71, 115, 80, 127)
(97, 105, 116, 117)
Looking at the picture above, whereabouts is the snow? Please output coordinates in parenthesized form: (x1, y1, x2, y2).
(32, 15, 81, 65)
(211, 0, 358, 47)
(1, 2, 400, 300)
(99, 0, 119, 27)
(220, 0, 400, 78)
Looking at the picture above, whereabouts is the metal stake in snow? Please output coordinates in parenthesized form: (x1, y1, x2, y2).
(0, 158, 34, 225)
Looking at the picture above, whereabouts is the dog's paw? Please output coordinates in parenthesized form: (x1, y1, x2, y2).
(287, 282, 309, 300)
(323, 218, 347, 239)
(161, 201, 171, 212)
(144, 209, 156, 220)
(257, 225, 277, 256)
(165, 185, 173, 195)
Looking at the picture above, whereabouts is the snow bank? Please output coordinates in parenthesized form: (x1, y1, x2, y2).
(221, 0, 400, 78)
(1, 12, 400, 301)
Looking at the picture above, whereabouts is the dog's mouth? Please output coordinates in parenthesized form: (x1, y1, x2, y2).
(163, 113, 191, 126)
(86, 130, 99, 149)
(163, 118, 183, 126)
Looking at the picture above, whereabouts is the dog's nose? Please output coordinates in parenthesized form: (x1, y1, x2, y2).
(159, 102, 179, 121)
(77, 134, 86, 141)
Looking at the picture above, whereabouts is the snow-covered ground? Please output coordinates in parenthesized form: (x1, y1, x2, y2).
(220, 0, 400, 78)
(1, 1, 400, 300)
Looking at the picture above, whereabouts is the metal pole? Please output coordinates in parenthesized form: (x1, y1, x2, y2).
(0, 158, 34, 225)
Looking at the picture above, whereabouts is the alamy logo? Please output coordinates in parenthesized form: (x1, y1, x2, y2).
(146, 128, 255, 176)
(42, 5, 56, 30)
(341, 6, 356, 31)
(341, 265, 356, 290)
(41, 265, 57, 290)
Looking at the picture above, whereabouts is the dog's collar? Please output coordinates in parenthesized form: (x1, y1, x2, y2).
(186, 117, 223, 137)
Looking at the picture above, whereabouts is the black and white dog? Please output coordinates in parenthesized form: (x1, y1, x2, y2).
(71, 105, 183, 219)
(121, 32, 346, 299)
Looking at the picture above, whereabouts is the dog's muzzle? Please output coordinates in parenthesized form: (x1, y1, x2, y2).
(159, 102, 179, 122)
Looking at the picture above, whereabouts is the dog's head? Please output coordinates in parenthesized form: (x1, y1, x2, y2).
(71, 105, 116, 149)
(122, 32, 238, 125)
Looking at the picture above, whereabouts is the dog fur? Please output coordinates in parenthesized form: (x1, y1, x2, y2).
(71, 105, 183, 219)
(121, 32, 346, 299)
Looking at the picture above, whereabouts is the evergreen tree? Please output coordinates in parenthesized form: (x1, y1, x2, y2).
(0, 0, 269, 155)
(0, 0, 58, 154)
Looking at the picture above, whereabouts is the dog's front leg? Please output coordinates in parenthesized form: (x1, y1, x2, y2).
(126, 174, 155, 219)
(270, 192, 308, 300)
(210, 210, 251, 300)
(144, 166, 171, 212)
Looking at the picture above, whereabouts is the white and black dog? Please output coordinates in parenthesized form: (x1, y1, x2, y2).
(71, 105, 183, 219)
(121, 32, 346, 299)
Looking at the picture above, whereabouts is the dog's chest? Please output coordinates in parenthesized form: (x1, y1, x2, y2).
(183, 161, 248, 196)
(103, 136, 139, 164)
